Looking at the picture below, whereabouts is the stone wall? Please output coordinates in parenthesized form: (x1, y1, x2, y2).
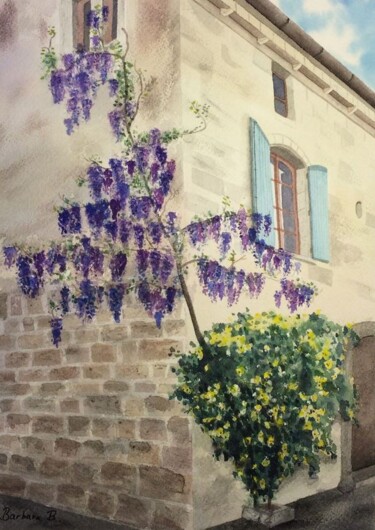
(0, 291, 193, 530)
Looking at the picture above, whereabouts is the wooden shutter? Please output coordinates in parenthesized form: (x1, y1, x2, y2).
(250, 118, 275, 246)
(308, 165, 330, 262)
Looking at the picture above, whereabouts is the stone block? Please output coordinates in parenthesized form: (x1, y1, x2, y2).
(18, 333, 46, 350)
(83, 365, 111, 379)
(57, 484, 86, 509)
(20, 436, 53, 454)
(117, 419, 136, 439)
(115, 494, 152, 527)
(0, 474, 25, 495)
(0, 435, 21, 451)
(131, 321, 162, 338)
(0, 454, 7, 467)
(152, 501, 192, 530)
(101, 325, 128, 342)
(128, 441, 160, 465)
(162, 446, 192, 473)
(32, 416, 64, 435)
(121, 341, 139, 363)
(103, 380, 129, 393)
(88, 490, 116, 517)
(139, 465, 186, 500)
(135, 382, 156, 393)
(84, 395, 121, 415)
(5, 351, 30, 368)
(2, 383, 30, 396)
(168, 416, 191, 446)
(54, 438, 81, 457)
(242, 504, 295, 527)
(70, 462, 97, 484)
(18, 369, 49, 382)
(7, 413, 30, 430)
(92, 418, 115, 438)
(60, 399, 80, 413)
(40, 382, 65, 394)
(65, 345, 90, 363)
(68, 416, 90, 436)
(27, 482, 56, 504)
(74, 328, 100, 343)
(115, 364, 149, 379)
(9, 454, 36, 473)
(0, 399, 15, 413)
(100, 462, 136, 489)
(0, 294, 8, 319)
(145, 395, 174, 415)
(0, 335, 16, 350)
(140, 418, 167, 441)
(22, 317, 35, 332)
(124, 397, 145, 416)
(91, 343, 117, 362)
(139, 339, 182, 361)
(36, 316, 52, 330)
(23, 397, 55, 412)
(163, 319, 185, 336)
(9, 295, 22, 316)
(26, 298, 44, 315)
(40, 457, 68, 478)
(4, 319, 22, 334)
(81, 440, 104, 457)
(49, 366, 80, 380)
(0, 372, 14, 385)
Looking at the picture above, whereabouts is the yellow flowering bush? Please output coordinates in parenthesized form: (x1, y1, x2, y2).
(171, 311, 358, 505)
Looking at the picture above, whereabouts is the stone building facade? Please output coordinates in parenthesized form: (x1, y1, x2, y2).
(1, 1, 375, 529)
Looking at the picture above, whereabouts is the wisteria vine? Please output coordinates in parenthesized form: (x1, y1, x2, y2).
(4, 6, 316, 348)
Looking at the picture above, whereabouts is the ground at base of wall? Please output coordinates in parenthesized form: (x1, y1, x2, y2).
(0, 494, 132, 530)
(209, 477, 375, 530)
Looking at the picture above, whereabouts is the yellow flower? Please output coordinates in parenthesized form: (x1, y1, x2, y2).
(258, 431, 265, 443)
(264, 345, 270, 352)
(261, 457, 270, 467)
(288, 382, 298, 391)
(311, 394, 318, 402)
(267, 436, 275, 447)
(259, 479, 266, 490)
(272, 359, 279, 368)
(181, 384, 192, 394)
(236, 366, 245, 377)
(214, 383, 221, 390)
(324, 359, 334, 370)
(299, 392, 308, 401)
(245, 436, 252, 444)
(263, 372, 271, 379)
(229, 384, 240, 396)
(303, 421, 313, 431)
(195, 347, 204, 360)
(202, 417, 215, 423)
(317, 440, 325, 448)
(254, 404, 262, 412)
(264, 421, 271, 429)
(223, 422, 230, 429)
(276, 417, 284, 427)
(204, 364, 209, 372)
(251, 376, 261, 385)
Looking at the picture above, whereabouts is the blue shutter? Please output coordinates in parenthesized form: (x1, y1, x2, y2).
(250, 119, 275, 246)
(308, 165, 330, 262)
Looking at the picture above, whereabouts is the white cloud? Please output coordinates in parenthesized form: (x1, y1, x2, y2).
(302, 0, 337, 14)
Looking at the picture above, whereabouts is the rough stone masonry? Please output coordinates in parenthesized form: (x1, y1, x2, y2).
(0, 291, 194, 529)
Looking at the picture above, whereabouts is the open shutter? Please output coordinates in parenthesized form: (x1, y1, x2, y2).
(250, 119, 275, 246)
(308, 165, 329, 262)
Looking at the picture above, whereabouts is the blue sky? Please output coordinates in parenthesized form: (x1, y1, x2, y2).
(270, 0, 375, 89)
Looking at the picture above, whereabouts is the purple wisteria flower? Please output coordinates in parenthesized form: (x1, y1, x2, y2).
(50, 317, 63, 347)
(4, 246, 18, 268)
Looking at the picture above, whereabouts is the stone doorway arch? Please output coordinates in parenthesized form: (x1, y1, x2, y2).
(339, 321, 375, 492)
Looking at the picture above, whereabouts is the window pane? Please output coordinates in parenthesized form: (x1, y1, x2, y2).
(281, 185, 293, 211)
(283, 214, 295, 232)
(273, 74, 286, 99)
(274, 99, 287, 116)
(278, 161, 292, 184)
(284, 234, 297, 253)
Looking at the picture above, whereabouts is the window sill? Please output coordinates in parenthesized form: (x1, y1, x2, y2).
(292, 254, 317, 266)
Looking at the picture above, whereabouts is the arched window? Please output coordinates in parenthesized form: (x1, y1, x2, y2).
(271, 153, 300, 254)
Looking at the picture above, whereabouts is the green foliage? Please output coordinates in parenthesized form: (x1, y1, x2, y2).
(171, 311, 358, 504)
(41, 27, 57, 80)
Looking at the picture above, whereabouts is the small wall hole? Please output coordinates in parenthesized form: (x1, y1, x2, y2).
(356, 201, 363, 219)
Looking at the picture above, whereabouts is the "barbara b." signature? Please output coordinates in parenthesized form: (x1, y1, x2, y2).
(0, 505, 57, 522)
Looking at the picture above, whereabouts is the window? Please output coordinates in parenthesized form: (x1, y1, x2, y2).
(272, 73, 288, 117)
(271, 153, 300, 254)
(250, 119, 330, 261)
(73, 0, 118, 50)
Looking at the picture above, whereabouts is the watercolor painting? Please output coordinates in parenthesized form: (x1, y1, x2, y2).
(0, 1, 374, 529)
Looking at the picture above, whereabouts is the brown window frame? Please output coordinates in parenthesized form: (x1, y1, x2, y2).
(272, 73, 288, 117)
(73, 0, 118, 51)
(271, 153, 300, 254)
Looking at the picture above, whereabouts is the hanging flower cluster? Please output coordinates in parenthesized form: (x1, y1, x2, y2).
(4, 6, 318, 347)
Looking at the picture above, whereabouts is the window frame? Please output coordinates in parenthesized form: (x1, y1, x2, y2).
(72, 0, 119, 51)
(272, 72, 288, 118)
(271, 152, 301, 254)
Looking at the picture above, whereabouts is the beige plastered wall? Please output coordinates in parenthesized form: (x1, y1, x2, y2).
(179, 0, 375, 528)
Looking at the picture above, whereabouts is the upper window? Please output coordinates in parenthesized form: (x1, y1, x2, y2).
(271, 153, 300, 254)
(73, 0, 118, 50)
(272, 73, 288, 117)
